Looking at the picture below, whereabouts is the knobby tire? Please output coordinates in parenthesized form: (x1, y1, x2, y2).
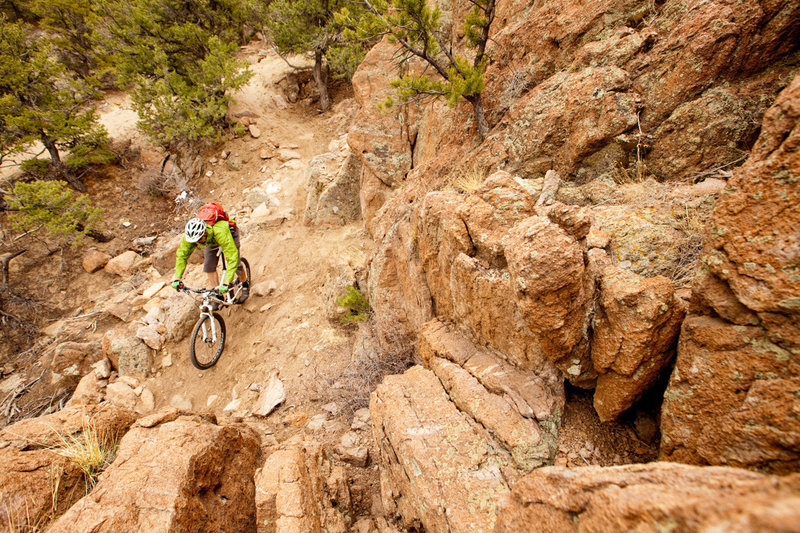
(189, 313, 226, 369)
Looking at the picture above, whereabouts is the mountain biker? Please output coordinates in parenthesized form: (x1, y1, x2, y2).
(171, 207, 249, 303)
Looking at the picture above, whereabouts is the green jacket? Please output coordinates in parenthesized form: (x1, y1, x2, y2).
(173, 220, 239, 284)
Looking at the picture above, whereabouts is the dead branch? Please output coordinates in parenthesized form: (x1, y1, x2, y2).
(3, 370, 45, 423)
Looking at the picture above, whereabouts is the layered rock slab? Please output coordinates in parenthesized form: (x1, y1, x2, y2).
(371, 366, 519, 533)
(48, 412, 261, 532)
(495, 463, 800, 532)
(419, 318, 563, 470)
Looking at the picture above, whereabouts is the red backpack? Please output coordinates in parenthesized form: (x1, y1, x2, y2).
(197, 202, 235, 229)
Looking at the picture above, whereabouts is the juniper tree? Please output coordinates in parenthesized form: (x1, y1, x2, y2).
(3, 180, 103, 244)
(26, 0, 111, 82)
(264, 0, 367, 111)
(97, 0, 255, 149)
(338, 0, 496, 139)
(0, 19, 111, 191)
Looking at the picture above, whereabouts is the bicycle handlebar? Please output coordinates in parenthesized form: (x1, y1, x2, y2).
(180, 286, 227, 304)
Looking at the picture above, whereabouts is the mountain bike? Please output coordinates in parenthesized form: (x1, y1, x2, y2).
(180, 257, 251, 369)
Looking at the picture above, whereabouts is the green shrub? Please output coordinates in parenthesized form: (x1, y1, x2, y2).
(336, 285, 369, 323)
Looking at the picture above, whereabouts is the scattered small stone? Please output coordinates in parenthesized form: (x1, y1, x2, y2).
(350, 408, 371, 431)
(226, 156, 242, 171)
(207, 395, 218, 407)
(322, 402, 343, 417)
(170, 394, 193, 410)
(306, 414, 328, 432)
(251, 372, 285, 417)
(142, 281, 166, 300)
(224, 398, 242, 412)
(82, 250, 111, 273)
(140, 388, 155, 411)
(118, 375, 139, 388)
(92, 358, 112, 379)
(106, 381, 137, 410)
(249, 124, 261, 138)
(249, 383, 262, 392)
(161, 353, 172, 368)
(206, 170, 213, 177)
(283, 412, 307, 427)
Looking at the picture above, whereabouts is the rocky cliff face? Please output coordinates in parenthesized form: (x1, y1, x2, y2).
(350, 0, 799, 414)
(345, 0, 800, 530)
(660, 74, 800, 474)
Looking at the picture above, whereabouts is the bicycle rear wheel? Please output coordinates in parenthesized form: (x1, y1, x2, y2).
(189, 313, 226, 369)
(239, 257, 251, 286)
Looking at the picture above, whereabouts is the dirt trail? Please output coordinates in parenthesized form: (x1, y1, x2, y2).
(138, 45, 370, 422)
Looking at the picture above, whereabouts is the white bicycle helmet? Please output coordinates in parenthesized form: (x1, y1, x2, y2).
(184, 217, 207, 243)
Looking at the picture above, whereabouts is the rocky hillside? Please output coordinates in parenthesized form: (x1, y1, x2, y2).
(0, 0, 798, 532)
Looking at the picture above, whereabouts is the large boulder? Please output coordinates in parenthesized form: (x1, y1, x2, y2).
(102, 328, 153, 377)
(0, 403, 135, 532)
(161, 292, 199, 342)
(304, 143, 362, 226)
(48, 412, 261, 532)
(591, 266, 686, 422)
(660, 74, 800, 473)
(496, 463, 800, 532)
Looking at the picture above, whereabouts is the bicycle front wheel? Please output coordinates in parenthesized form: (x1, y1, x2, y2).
(189, 313, 226, 369)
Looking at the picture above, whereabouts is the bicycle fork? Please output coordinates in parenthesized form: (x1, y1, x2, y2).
(199, 309, 219, 342)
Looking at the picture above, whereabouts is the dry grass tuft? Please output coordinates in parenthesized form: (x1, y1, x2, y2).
(50, 420, 116, 490)
(450, 166, 488, 193)
(664, 203, 708, 288)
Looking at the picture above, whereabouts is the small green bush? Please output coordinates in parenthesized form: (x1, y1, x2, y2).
(4, 180, 103, 244)
(336, 285, 369, 324)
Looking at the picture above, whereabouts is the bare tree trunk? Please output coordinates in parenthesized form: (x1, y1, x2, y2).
(467, 94, 489, 140)
(313, 50, 330, 112)
(1, 250, 26, 291)
(42, 137, 61, 167)
(42, 136, 87, 192)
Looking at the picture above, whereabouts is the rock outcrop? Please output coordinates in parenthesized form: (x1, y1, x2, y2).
(591, 265, 686, 422)
(0, 403, 134, 532)
(660, 74, 800, 474)
(304, 138, 362, 225)
(48, 410, 261, 532)
(255, 435, 350, 533)
(496, 463, 800, 532)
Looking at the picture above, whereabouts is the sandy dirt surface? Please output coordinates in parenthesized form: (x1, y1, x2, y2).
(122, 45, 373, 423)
